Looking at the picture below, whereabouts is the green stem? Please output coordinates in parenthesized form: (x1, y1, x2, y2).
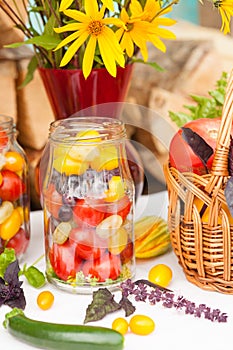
(31, 254, 45, 267)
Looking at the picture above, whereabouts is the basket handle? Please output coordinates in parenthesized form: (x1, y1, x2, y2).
(211, 70, 233, 177)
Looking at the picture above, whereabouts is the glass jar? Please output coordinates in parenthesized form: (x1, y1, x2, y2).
(40, 117, 136, 293)
(0, 115, 30, 259)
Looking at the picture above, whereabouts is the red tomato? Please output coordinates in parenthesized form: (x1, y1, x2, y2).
(169, 118, 230, 175)
(4, 227, 29, 256)
(0, 127, 8, 149)
(49, 240, 82, 281)
(44, 183, 63, 219)
(105, 196, 131, 221)
(73, 199, 105, 227)
(69, 227, 107, 260)
(120, 240, 134, 264)
(82, 252, 121, 282)
(0, 170, 25, 201)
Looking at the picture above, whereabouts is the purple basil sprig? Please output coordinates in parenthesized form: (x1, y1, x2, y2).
(120, 279, 228, 323)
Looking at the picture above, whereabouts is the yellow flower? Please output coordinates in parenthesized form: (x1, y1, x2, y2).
(214, 0, 233, 34)
(116, 7, 151, 61)
(59, 0, 115, 12)
(116, 0, 176, 61)
(54, 0, 125, 78)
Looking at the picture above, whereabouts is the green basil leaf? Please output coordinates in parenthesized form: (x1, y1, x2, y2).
(0, 248, 16, 279)
(24, 266, 46, 288)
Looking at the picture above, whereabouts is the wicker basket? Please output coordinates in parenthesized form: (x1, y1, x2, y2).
(164, 70, 233, 294)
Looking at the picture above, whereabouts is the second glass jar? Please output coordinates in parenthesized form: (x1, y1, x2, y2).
(40, 117, 135, 293)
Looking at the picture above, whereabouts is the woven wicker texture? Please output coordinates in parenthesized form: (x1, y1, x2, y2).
(164, 70, 233, 294)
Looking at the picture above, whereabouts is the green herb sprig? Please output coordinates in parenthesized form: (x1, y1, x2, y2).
(169, 72, 228, 127)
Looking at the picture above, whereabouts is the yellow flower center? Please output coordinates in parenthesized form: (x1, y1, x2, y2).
(214, 0, 222, 8)
(88, 20, 104, 36)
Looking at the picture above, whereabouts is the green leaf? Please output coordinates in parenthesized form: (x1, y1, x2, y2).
(132, 58, 164, 72)
(26, 35, 61, 50)
(23, 266, 46, 288)
(18, 56, 38, 88)
(84, 288, 121, 324)
(4, 34, 60, 50)
(0, 248, 16, 279)
(169, 111, 193, 127)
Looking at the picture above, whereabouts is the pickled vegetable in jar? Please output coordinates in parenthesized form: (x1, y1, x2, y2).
(40, 117, 135, 293)
(0, 115, 30, 259)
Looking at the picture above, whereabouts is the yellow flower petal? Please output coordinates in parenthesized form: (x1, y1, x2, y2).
(101, 0, 114, 12)
(148, 35, 166, 53)
(64, 9, 89, 23)
(59, 31, 89, 66)
(85, 0, 99, 17)
(82, 36, 97, 79)
(121, 32, 134, 57)
(59, 0, 73, 12)
(54, 30, 81, 51)
(54, 23, 83, 34)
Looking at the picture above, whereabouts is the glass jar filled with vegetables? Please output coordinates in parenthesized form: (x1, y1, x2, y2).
(0, 115, 30, 259)
(40, 117, 135, 293)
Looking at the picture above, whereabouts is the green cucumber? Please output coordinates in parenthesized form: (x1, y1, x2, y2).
(4, 308, 124, 350)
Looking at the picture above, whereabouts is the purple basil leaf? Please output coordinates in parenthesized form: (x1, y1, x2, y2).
(5, 289, 26, 309)
(181, 127, 214, 166)
(224, 176, 233, 217)
(228, 136, 233, 175)
(0, 259, 26, 310)
(4, 260, 20, 285)
(119, 295, 136, 317)
(84, 288, 121, 324)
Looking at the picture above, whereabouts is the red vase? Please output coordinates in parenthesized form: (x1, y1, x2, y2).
(39, 65, 134, 120)
(38, 65, 144, 199)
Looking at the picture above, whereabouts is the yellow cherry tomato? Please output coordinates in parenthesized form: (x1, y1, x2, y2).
(37, 290, 54, 310)
(0, 208, 21, 240)
(53, 154, 88, 176)
(92, 145, 119, 171)
(194, 198, 233, 225)
(76, 129, 101, 142)
(112, 317, 129, 335)
(148, 264, 173, 288)
(104, 176, 125, 202)
(4, 151, 25, 172)
(108, 227, 128, 255)
(129, 315, 155, 335)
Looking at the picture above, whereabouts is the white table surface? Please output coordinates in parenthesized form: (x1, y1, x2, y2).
(1, 191, 232, 350)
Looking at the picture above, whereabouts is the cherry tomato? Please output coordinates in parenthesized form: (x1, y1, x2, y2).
(82, 252, 121, 282)
(73, 199, 105, 227)
(129, 315, 155, 335)
(148, 264, 173, 288)
(120, 240, 134, 264)
(112, 317, 128, 335)
(3, 227, 29, 256)
(37, 290, 54, 310)
(44, 183, 63, 220)
(169, 118, 232, 175)
(0, 170, 25, 201)
(0, 208, 22, 240)
(0, 127, 8, 149)
(105, 196, 131, 221)
(4, 151, 25, 172)
(49, 240, 82, 281)
(69, 227, 107, 260)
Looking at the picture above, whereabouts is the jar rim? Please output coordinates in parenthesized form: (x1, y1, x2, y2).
(49, 116, 126, 143)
